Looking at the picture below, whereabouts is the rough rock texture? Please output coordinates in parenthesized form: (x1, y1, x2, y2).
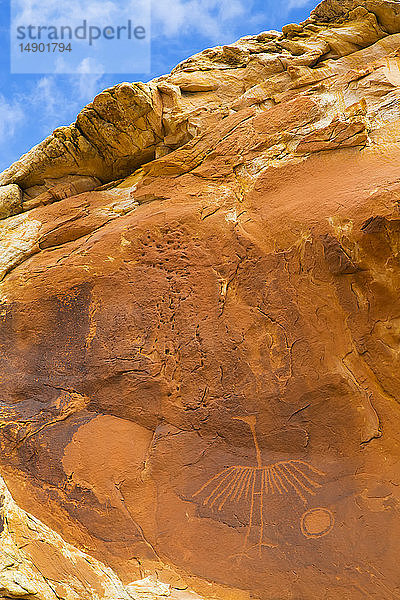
(0, 474, 201, 600)
(0, 185, 22, 220)
(0, 475, 135, 599)
(1, 1, 400, 599)
(2, 0, 400, 208)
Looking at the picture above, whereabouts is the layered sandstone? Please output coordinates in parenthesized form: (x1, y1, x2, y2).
(1, 0, 400, 598)
(0, 475, 133, 600)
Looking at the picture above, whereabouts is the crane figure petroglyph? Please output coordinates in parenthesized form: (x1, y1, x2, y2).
(193, 415, 326, 558)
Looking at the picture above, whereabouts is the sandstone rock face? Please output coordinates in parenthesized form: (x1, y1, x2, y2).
(0, 474, 198, 600)
(0, 475, 133, 599)
(1, 1, 400, 599)
(0, 185, 22, 220)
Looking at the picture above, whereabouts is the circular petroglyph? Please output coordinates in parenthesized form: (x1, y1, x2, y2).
(300, 507, 334, 539)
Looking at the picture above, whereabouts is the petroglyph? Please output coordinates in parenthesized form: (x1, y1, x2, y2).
(194, 416, 327, 557)
(300, 507, 335, 539)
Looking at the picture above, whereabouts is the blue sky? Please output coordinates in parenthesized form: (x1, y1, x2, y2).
(0, 0, 319, 172)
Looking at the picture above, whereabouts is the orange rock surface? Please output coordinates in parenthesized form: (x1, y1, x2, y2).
(1, 1, 400, 598)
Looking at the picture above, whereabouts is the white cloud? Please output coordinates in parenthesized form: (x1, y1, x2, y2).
(10, 75, 97, 138)
(48, 56, 106, 101)
(24, 76, 71, 133)
(11, 0, 151, 74)
(0, 95, 24, 138)
(33, 77, 58, 117)
(74, 59, 106, 102)
(152, 0, 259, 42)
(286, 0, 313, 9)
(12, 0, 138, 27)
(151, 0, 312, 43)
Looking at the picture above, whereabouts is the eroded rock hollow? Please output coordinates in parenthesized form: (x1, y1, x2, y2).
(1, 0, 400, 598)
